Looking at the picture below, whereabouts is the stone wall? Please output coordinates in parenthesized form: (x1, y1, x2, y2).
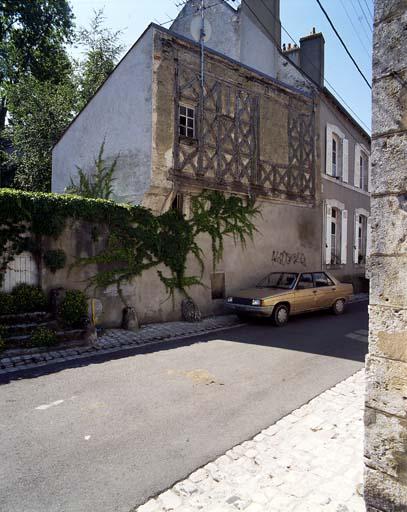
(364, 1, 407, 510)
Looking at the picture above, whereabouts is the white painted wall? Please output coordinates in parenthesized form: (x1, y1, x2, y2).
(52, 27, 154, 204)
(239, 8, 279, 78)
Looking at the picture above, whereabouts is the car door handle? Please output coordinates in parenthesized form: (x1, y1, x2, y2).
(313, 290, 317, 294)
(332, 288, 336, 291)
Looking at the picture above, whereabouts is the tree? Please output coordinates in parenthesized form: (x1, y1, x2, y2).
(75, 9, 124, 110)
(0, 0, 74, 128)
(8, 76, 76, 191)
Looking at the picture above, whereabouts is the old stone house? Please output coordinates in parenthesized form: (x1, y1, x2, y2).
(49, 0, 371, 322)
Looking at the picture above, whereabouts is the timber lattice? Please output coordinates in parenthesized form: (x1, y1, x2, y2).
(173, 64, 315, 202)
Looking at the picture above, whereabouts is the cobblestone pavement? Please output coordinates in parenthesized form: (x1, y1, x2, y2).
(0, 315, 240, 375)
(0, 294, 368, 376)
(137, 370, 365, 512)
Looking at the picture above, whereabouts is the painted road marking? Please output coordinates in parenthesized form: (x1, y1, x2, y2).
(345, 332, 368, 343)
(355, 329, 368, 336)
(35, 400, 64, 411)
(84, 435, 91, 441)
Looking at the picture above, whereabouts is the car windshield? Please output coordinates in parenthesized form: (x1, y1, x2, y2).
(256, 272, 298, 289)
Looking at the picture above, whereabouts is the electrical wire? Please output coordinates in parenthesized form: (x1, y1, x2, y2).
(356, 0, 373, 33)
(252, 0, 371, 133)
(339, 0, 371, 58)
(314, 0, 372, 89)
(362, 0, 374, 20)
(349, 0, 372, 42)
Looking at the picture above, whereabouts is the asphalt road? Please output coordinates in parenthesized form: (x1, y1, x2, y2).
(0, 302, 368, 512)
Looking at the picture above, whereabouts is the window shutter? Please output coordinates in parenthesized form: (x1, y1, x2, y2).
(354, 212, 359, 263)
(341, 209, 348, 264)
(326, 125, 333, 176)
(367, 156, 371, 192)
(342, 139, 349, 182)
(354, 144, 361, 187)
(325, 204, 332, 265)
(367, 216, 372, 258)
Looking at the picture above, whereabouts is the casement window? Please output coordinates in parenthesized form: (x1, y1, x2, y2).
(179, 105, 195, 138)
(325, 201, 348, 266)
(354, 144, 370, 191)
(326, 124, 349, 182)
(353, 209, 370, 264)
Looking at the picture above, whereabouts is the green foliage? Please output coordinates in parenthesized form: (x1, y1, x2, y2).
(43, 249, 67, 273)
(0, 291, 16, 315)
(30, 327, 57, 348)
(58, 290, 88, 328)
(66, 141, 118, 199)
(0, 188, 259, 302)
(74, 9, 124, 110)
(7, 76, 77, 191)
(11, 284, 47, 313)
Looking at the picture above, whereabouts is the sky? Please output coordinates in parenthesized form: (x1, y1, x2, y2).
(69, 0, 373, 133)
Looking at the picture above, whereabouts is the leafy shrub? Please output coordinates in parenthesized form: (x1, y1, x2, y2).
(11, 284, 47, 313)
(43, 249, 67, 273)
(0, 325, 6, 351)
(30, 327, 57, 348)
(0, 292, 16, 315)
(58, 290, 88, 327)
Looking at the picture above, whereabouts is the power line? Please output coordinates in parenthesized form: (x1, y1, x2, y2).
(251, 0, 371, 133)
(314, 0, 372, 89)
(362, 0, 374, 20)
(339, 0, 371, 59)
(349, 0, 372, 42)
(356, 0, 373, 33)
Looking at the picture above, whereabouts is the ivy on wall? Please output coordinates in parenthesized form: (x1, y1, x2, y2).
(0, 188, 259, 302)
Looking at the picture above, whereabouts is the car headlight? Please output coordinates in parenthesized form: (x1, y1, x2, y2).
(227, 297, 233, 303)
(252, 299, 261, 306)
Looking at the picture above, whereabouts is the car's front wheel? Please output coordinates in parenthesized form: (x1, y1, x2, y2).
(272, 303, 289, 327)
(332, 298, 346, 315)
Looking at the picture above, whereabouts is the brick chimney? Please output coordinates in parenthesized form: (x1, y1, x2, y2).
(299, 28, 325, 87)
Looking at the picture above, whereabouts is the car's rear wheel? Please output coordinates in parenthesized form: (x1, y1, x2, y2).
(332, 298, 346, 315)
(272, 303, 289, 327)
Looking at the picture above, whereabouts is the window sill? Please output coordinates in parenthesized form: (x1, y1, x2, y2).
(179, 136, 198, 146)
(322, 174, 370, 196)
(326, 264, 345, 270)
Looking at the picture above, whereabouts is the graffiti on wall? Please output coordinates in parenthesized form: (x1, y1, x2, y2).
(271, 250, 307, 267)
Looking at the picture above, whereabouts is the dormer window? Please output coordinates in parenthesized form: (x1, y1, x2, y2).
(179, 105, 195, 138)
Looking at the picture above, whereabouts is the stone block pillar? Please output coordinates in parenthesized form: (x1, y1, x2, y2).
(364, 1, 407, 510)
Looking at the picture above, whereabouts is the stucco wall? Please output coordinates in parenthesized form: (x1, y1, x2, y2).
(170, 0, 240, 62)
(364, 1, 407, 510)
(39, 199, 321, 327)
(52, 27, 154, 204)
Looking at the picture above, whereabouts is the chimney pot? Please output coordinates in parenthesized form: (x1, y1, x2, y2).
(288, 43, 292, 50)
(282, 43, 286, 51)
(312, 27, 316, 34)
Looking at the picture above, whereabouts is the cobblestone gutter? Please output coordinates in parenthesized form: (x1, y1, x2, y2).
(0, 294, 368, 376)
(137, 370, 366, 512)
(0, 315, 241, 375)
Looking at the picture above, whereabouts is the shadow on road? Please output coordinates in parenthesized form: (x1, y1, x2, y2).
(0, 302, 368, 385)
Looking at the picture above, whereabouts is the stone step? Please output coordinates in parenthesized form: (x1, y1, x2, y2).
(3, 320, 59, 337)
(0, 311, 52, 326)
(4, 329, 88, 348)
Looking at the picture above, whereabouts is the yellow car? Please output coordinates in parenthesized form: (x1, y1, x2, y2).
(225, 271, 353, 327)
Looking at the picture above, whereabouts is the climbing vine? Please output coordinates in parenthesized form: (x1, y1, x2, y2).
(0, 188, 259, 302)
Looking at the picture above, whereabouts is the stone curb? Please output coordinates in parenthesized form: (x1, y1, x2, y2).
(0, 295, 368, 376)
(0, 315, 242, 376)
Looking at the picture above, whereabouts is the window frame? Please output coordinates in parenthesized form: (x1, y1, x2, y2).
(179, 104, 196, 139)
(330, 207, 341, 265)
(296, 273, 315, 290)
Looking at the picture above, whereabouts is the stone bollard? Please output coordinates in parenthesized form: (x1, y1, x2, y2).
(181, 298, 202, 322)
(122, 307, 139, 331)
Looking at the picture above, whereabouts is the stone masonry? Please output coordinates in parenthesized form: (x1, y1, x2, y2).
(136, 370, 366, 512)
(364, 1, 407, 510)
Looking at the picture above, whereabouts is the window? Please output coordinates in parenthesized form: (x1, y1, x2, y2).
(331, 133, 342, 178)
(360, 152, 369, 190)
(357, 215, 367, 264)
(171, 193, 183, 213)
(256, 272, 298, 290)
(330, 208, 341, 264)
(179, 105, 195, 138)
(313, 273, 334, 288)
(297, 274, 314, 290)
